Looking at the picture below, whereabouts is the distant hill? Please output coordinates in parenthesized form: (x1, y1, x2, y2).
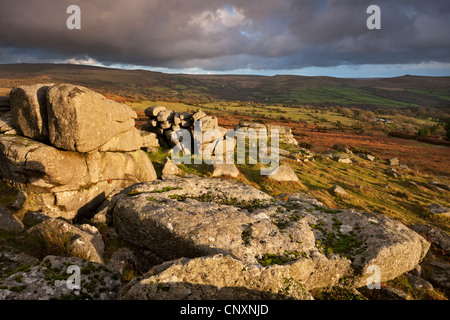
(0, 63, 449, 109)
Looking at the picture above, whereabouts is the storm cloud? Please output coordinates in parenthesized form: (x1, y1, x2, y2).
(0, 0, 449, 72)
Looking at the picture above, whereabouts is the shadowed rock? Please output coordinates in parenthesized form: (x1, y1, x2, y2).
(10, 84, 53, 141)
(268, 164, 299, 182)
(27, 218, 105, 264)
(0, 255, 122, 300)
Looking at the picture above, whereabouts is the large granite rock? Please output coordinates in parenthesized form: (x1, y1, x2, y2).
(46, 84, 138, 153)
(121, 254, 314, 300)
(10, 84, 53, 140)
(0, 134, 157, 219)
(111, 176, 429, 292)
(410, 224, 450, 255)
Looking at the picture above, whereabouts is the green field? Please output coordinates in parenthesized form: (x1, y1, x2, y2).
(129, 100, 361, 127)
(1, 64, 449, 110)
(253, 86, 426, 108)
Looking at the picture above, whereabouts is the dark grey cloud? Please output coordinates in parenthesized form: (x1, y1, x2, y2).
(0, 0, 449, 71)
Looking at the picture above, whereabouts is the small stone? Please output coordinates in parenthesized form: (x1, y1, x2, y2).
(107, 248, 137, 275)
(11, 190, 27, 210)
(387, 157, 399, 166)
(91, 207, 107, 224)
(145, 105, 166, 118)
(332, 185, 348, 197)
(157, 110, 175, 122)
(160, 121, 172, 130)
(162, 157, 180, 176)
(27, 218, 105, 264)
(405, 274, 434, 291)
(387, 167, 401, 178)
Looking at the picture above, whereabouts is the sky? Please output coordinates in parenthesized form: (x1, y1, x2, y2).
(0, 0, 449, 78)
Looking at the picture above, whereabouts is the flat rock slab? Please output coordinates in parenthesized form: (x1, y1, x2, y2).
(112, 176, 429, 291)
(0, 255, 122, 300)
(121, 254, 314, 300)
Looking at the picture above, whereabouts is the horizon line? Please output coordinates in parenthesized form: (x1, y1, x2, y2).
(1, 62, 449, 79)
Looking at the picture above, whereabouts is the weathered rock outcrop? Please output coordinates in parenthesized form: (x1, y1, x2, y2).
(46, 84, 140, 153)
(111, 176, 429, 293)
(0, 83, 158, 220)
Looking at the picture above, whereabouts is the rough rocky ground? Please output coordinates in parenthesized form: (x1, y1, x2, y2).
(0, 85, 449, 301)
